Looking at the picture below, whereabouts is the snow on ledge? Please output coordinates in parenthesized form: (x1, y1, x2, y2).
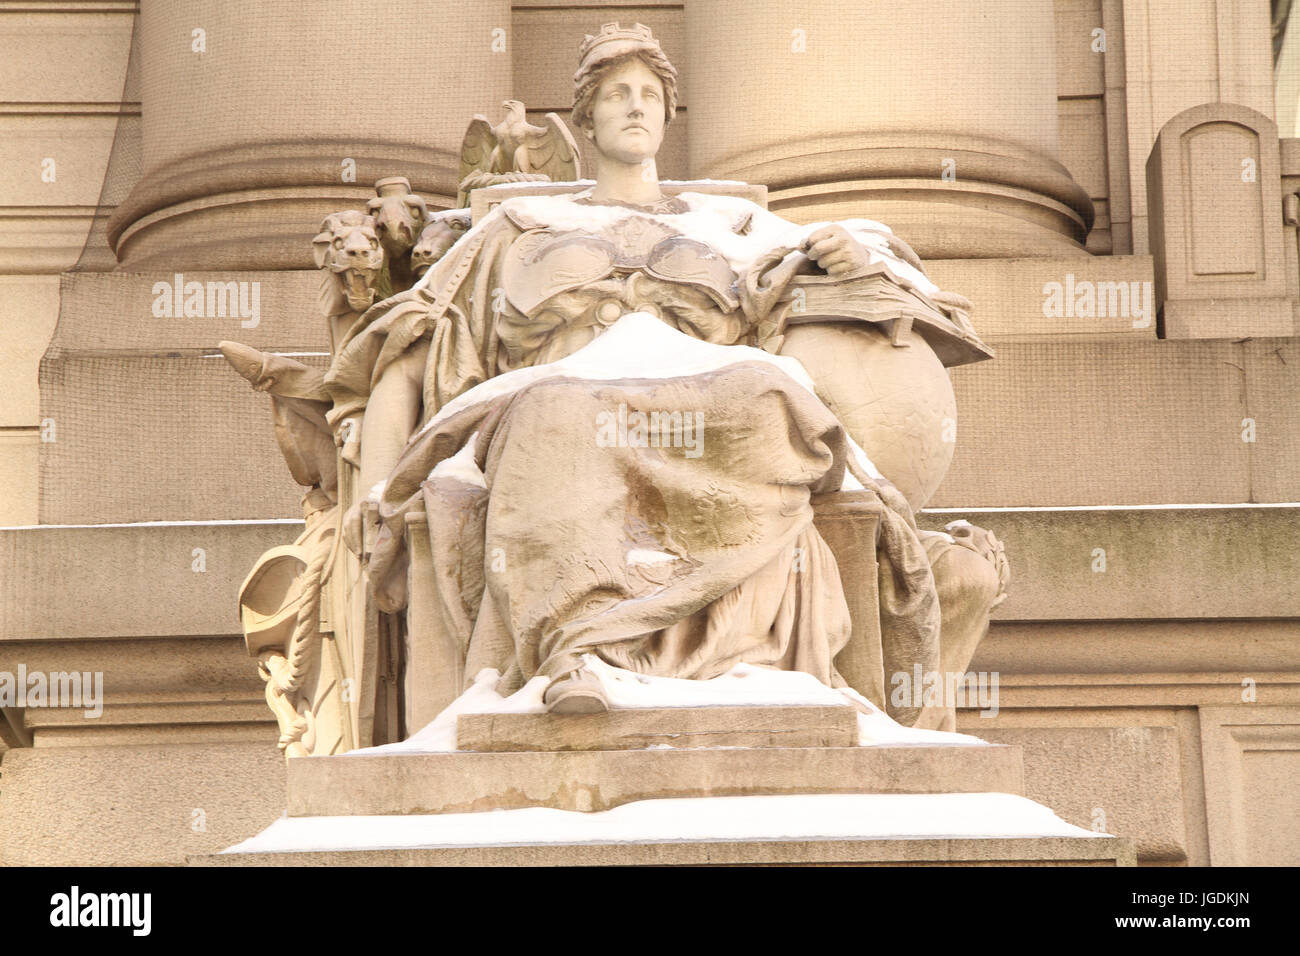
(354, 655, 986, 756)
(223, 792, 1102, 854)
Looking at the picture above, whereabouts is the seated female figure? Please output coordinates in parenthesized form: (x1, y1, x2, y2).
(326, 24, 992, 721)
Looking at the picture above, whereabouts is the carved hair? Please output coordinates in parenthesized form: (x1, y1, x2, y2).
(571, 48, 679, 133)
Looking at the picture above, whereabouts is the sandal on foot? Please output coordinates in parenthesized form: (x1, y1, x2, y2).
(544, 667, 610, 714)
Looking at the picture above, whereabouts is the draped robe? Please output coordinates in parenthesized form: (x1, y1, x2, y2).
(324, 189, 941, 701)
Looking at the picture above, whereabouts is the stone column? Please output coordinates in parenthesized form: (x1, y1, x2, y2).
(685, 0, 1093, 258)
(107, 0, 512, 270)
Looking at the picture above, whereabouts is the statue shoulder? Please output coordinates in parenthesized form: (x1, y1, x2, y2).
(675, 190, 768, 233)
(491, 192, 593, 233)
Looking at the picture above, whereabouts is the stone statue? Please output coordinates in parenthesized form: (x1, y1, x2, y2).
(457, 100, 582, 207)
(222, 22, 1007, 756)
(412, 210, 472, 279)
(366, 176, 427, 291)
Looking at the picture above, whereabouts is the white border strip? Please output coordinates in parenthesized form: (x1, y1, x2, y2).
(923, 503, 1300, 513)
(0, 518, 305, 531)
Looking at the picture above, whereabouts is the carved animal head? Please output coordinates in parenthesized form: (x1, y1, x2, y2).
(502, 100, 526, 120)
(945, 519, 1011, 609)
(411, 210, 472, 277)
(312, 210, 385, 312)
(367, 177, 428, 260)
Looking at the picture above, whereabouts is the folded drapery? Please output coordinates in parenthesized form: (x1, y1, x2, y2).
(369, 314, 939, 699)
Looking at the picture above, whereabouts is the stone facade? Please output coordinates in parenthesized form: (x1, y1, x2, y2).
(1, 0, 1297, 866)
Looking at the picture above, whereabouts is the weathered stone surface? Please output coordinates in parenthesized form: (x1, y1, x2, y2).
(1, 633, 271, 748)
(109, 1, 512, 271)
(199, 834, 1134, 867)
(1146, 104, 1293, 339)
(288, 743, 1024, 816)
(38, 270, 325, 524)
(1199, 704, 1300, 866)
(934, 337, 1297, 507)
(39, 335, 1300, 521)
(975, 726, 1188, 863)
(923, 255, 1155, 341)
(0, 521, 301, 640)
(688, 1, 1092, 259)
(0, 742, 285, 867)
(970, 619, 1300, 683)
(920, 505, 1300, 621)
(457, 705, 859, 752)
(4, 508, 1291, 646)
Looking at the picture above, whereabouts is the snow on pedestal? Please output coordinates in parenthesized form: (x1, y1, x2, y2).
(356, 655, 987, 756)
(224, 792, 1100, 855)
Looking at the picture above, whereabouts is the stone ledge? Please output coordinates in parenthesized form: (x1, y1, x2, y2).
(35, 268, 1300, 520)
(925, 255, 1156, 341)
(0, 635, 270, 744)
(50, 270, 324, 352)
(287, 743, 1023, 816)
(456, 705, 859, 752)
(0, 521, 302, 640)
(3, 509, 1295, 651)
(920, 505, 1300, 620)
(198, 834, 1134, 867)
(933, 337, 1298, 507)
(973, 619, 1300, 681)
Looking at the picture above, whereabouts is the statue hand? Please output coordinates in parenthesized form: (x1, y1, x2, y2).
(342, 500, 365, 556)
(801, 225, 869, 278)
(336, 414, 362, 467)
(342, 498, 383, 558)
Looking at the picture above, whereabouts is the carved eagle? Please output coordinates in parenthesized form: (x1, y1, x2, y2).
(458, 100, 582, 207)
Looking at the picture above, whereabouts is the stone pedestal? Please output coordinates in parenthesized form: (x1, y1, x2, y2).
(202, 832, 1135, 867)
(204, 705, 1133, 866)
(1146, 103, 1295, 339)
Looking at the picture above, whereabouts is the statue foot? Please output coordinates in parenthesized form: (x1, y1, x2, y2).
(544, 667, 609, 714)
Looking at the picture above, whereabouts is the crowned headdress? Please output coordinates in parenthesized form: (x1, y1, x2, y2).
(572, 22, 679, 127)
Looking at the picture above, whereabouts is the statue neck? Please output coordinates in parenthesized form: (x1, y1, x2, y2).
(589, 156, 664, 206)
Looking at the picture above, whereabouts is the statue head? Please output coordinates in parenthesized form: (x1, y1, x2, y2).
(367, 177, 427, 260)
(572, 23, 678, 163)
(312, 210, 385, 313)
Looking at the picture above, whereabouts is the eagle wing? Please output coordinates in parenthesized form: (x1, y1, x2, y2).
(516, 112, 582, 182)
(459, 115, 498, 185)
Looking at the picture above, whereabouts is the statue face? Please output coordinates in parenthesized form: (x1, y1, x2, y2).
(587, 58, 666, 165)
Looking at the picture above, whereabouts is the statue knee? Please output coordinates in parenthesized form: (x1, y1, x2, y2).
(928, 527, 1008, 680)
(932, 543, 1001, 618)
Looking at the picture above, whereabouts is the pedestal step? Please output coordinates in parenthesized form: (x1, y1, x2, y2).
(288, 742, 1023, 816)
(209, 708, 1137, 867)
(202, 792, 1135, 867)
(201, 835, 1135, 867)
(455, 705, 858, 752)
